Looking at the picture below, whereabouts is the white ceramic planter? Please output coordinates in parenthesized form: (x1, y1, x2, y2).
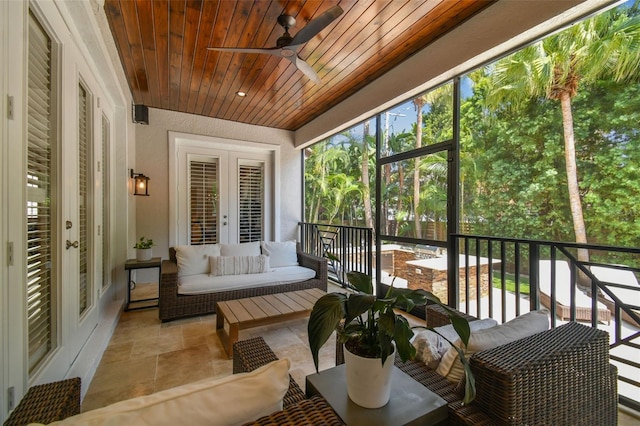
(344, 344, 395, 408)
(136, 248, 152, 261)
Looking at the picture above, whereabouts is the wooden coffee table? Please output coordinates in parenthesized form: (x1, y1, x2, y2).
(216, 288, 326, 358)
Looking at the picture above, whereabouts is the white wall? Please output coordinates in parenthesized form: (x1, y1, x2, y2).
(134, 108, 298, 261)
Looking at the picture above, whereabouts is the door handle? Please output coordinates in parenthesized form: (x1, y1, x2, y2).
(66, 240, 79, 249)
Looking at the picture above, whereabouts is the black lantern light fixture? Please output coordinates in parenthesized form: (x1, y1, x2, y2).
(130, 169, 150, 196)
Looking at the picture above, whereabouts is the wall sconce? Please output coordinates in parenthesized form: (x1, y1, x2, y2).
(130, 169, 150, 196)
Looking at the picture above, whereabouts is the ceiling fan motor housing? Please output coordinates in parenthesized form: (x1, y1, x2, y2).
(276, 15, 296, 48)
(277, 14, 296, 30)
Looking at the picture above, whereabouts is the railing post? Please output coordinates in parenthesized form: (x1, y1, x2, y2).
(448, 235, 460, 308)
(367, 228, 373, 281)
(529, 242, 539, 312)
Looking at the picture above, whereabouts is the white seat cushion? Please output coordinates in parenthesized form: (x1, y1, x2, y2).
(178, 266, 316, 295)
(539, 260, 609, 310)
(49, 359, 291, 426)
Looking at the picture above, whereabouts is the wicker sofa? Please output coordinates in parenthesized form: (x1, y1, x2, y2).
(235, 305, 618, 426)
(159, 246, 327, 322)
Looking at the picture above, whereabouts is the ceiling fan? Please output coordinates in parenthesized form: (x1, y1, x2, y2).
(207, 6, 343, 84)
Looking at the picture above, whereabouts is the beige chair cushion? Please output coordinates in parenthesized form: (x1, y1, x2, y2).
(436, 310, 549, 383)
(48, 359, 291, 426)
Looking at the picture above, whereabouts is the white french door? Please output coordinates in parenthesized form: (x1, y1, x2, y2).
(67, 79, 99, 359)
(24, 7, 107, 381)
(170, 134, 275, 247)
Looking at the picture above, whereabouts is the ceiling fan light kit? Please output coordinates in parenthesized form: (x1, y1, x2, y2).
(207, 6, 343, 84)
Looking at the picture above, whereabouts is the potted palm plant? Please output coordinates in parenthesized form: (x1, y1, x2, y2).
(308, 266, 475, 408)
(133, 237, 154, 261)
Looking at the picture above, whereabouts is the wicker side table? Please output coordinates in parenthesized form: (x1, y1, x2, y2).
(4, 377, 80, 425)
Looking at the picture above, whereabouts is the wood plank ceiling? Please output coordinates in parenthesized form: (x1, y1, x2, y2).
(104, 0, 494, 131)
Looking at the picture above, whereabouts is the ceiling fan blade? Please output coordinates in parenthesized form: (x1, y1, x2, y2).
(290, 5, 343, 46)
(207, 46, 281, 56)
(287, 55, 322, 84)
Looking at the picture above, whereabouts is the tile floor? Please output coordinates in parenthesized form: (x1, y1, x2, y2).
(81, 284, 340, 412)
(82, 284, 640, 425)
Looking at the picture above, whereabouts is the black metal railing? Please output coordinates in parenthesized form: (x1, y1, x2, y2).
(299, 222, 373, 287)
(451, 234, 640, 411)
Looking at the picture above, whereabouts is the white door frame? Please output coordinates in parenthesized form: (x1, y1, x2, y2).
(168, 131, 280, 247)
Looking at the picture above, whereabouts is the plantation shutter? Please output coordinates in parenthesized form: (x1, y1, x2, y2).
(78, 84, 90, 313)
(27, 11, 55, 371)
(189, 160, 218, 244)
(238, 164, 264, 243)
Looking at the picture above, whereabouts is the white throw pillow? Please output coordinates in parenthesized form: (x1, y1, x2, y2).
(175, 244, 221, 277)
(412, 318, 498, 368)
(436, 310, 549, 383)
(220, 241, 261, 257)
(261, 241, 299, 268)
(49, 359, 291, 426)
(209, 255, 271, 276)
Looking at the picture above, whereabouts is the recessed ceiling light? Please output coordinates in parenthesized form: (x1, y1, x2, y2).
(236, 91, 247, 97)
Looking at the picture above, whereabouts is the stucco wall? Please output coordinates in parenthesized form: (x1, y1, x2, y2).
(134, 108, 299, 261)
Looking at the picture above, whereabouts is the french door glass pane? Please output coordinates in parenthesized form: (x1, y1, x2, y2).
(189, 159, 218, 244)
(27, 11, 56, 372)
(78, 83, 90, 314)
(238, 164, 264, 243)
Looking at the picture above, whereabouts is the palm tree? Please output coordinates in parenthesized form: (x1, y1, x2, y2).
(485, 6, 640, 264)
(412, 96, 425, 238)
(304, 142, 350, 222)
(361, 120, 375, 236)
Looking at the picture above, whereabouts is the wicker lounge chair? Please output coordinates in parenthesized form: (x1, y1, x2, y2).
(239, 304, 617, 426)
(539, 260, 611, 324)
(3, 378, 80, 425)
(591, 265, 640, 327)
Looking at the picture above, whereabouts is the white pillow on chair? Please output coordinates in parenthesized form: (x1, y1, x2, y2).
(412, 318, 498, 368)
(436, 310, 549, 383)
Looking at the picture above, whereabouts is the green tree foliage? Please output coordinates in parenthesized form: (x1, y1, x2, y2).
(481, 4, 640, 262)
(304, 3, 640, 252)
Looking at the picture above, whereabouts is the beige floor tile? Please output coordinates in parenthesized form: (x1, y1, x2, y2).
(82, 380, 155, 412)
(131, 334, 184, 358)
(154, 344, 216, 392)
(116, 309, 160, 329)
(109, 323, 160, 346)
(87, 355, 157, 395)
(99, 341, 134, 364)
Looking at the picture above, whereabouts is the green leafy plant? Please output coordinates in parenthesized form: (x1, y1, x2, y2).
(308, 260, 477, 404)
(133, 237, 154, 249)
